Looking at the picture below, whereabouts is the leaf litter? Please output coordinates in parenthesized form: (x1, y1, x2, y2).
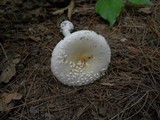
(0, 0, 160, 120)
(0, 54, 21, 83)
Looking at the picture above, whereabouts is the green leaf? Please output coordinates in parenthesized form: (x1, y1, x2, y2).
(96, 0, 125, 27)
(128, 0, 152, 5)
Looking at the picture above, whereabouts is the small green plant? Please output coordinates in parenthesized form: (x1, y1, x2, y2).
(96, 0, 152, 27)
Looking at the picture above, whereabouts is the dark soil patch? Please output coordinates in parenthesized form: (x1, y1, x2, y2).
(0, 0, 160, 120)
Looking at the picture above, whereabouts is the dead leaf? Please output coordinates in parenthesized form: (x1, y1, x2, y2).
(138, 7, 152, 14)
(127, 46, 141, 55)
(2, 92, 22, 104)
(0, 92, 22, 111)
(0, 54, 21, 83)
(28, 36, 41, 42)
(0, 64, 16, 83)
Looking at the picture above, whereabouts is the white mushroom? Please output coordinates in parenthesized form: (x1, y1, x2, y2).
(51, 20, 111, 86)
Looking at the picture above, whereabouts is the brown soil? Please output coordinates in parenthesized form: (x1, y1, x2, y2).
(0, 0, 160, 120)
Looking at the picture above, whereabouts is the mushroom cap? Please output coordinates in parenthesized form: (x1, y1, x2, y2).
(51, 30, 111, 86)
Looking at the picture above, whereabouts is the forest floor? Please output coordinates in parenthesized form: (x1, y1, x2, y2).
(0, 0, 160, 120)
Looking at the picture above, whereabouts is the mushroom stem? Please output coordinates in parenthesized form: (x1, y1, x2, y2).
(61, 29, 71, 37)
(60, 20, 74, 37)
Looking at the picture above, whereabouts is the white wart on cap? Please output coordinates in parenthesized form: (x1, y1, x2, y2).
(51, 21, 111, 86)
